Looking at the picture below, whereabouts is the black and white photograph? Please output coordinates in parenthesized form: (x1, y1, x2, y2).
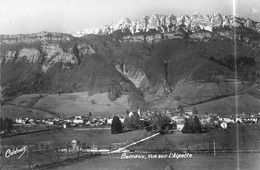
(0, 0, 260, 169)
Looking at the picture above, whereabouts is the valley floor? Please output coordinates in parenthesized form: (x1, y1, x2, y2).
(1, 124, 260, 170)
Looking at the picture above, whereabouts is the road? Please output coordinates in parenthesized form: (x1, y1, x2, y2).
(110, 132, 159, 153)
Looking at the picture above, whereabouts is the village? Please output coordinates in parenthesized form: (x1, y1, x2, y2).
(6, 108, 260, 135)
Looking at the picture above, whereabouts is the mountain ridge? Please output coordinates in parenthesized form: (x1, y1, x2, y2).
(73, 13, 260, 37)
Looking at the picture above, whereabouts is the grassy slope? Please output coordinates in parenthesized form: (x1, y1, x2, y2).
(6, 92, 131, 117)
(189, 94, 260, 115)
(1, 105, 55, 120)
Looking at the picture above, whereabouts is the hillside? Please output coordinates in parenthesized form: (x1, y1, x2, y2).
(185, 94, 260, 115)
(1, 13, 260, 116)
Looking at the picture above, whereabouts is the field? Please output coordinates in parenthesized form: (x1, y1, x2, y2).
(2, 92, 260, 122)
(2, 92, 131, 119)
(51, 124, 260, 170)
(32, 92, 130, 117)
(0, 128, 149, 169)
(1, 128, 148, 147)
(1, 123, 260, 169)
(128, 124, 260, 152)
(191, 94, 260, 115)
(0, 104, 55, 120)
(54, 152, 260, 170)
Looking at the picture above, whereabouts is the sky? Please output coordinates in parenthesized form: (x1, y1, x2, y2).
(0, 0, 259, 35)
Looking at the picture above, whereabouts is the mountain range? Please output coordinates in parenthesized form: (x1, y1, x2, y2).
(73, 13, 260, 37)
(1, 13, 260, 117)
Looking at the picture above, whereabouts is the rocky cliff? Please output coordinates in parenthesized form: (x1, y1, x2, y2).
(73, 13, 260, 37)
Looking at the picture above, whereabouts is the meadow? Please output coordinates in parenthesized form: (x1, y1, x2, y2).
(128, 124, 260, 152)
(0, 128, 149, 169)
(51, 124, 260, 170)
(1, 128, 148, 148)
(54, 152, 260, 170)
(2, 92, 131, 120)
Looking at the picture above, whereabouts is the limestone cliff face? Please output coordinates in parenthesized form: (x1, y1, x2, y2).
(73, 13, 260, 37)
(41, 44, 79, 72)
(0, 31, 74, 44)
(73, 13, 260, 50)
(0, 32, 98, 75)
(1, 43, 78, 73)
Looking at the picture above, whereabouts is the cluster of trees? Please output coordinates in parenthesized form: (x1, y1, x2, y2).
(148, 113, 172, 133)
(209, 55, 256, 72)
(182, 115, 202, 133)
(124, 112, 140, 130)
(111, 112, 141, 134)
(110, 111, 173, 134)
(208, 55, 259, 81)
(0, 117, 13, 132)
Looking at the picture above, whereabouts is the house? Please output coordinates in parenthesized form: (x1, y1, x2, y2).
(176, 123, 184, 131)
(171, 116, 185, 124)
(185, 110, 193, 115)
(71, 139, 79, 150)
(64, 119, 72, 123)
(235, 117, 242, 123)
(75, 116, 82, 119)
(220, 122, 227, 129)
(120, 117, 125, 123)
(137, 108, 141, 116)
(107, 118, 113, 124)
(223, 116, 235, 123)
(200, 115, 211, 125)
(15, 118, 23, 124)
(46, 121, 54, 126)
(252, 114, 260, 123)
(72, 116, 84, 124)
(73, 118, 83, 124)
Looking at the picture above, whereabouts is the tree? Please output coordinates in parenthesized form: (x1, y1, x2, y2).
(182, 115, 201, 133)
(0, 117, 3, 131)
(182, 117, 194, 133)
(150, 113, 160, 131)
(125, 110, 130, 117)
(2, 118, 13, 132)
(158, 115, 172, 131)
(111, 116, 122, 134)
(192, 107, 198, 115)
(179, 105, 185, 116)
(124, 112, 140, 130)
(193, 115, 202, 133)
